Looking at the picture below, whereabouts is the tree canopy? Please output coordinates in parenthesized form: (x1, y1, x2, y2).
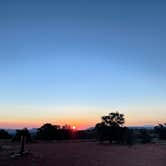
(0, 129, 11, 139)
(101, 112, 125, 127)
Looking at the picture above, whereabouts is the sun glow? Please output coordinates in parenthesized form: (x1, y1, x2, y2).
(72, 126, 76, 130)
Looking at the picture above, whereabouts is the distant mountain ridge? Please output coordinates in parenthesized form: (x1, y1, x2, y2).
(85, 125, 154, 131)
(0, 128, 38, 135)
(128, 125, 154, 129)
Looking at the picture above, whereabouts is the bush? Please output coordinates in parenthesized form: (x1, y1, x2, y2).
(154, 124, 166, 140)
(139, 129, 152, 144)
(12, 128, 32, 143)
(0, 129, 11, 139)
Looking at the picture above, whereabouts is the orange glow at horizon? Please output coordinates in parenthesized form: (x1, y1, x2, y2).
(0, 109, 165, 130)
(0, 118, 97, 130)
(0, 117, 163, 130)
(1, 104, 166, 129)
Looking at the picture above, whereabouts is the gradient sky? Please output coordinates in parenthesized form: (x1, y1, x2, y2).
(0, 0, 166, 129)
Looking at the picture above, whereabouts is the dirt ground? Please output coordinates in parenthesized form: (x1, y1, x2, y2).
(0, 141, 166, 166)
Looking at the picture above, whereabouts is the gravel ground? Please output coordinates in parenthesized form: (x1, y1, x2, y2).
(0, 141, 166, 166)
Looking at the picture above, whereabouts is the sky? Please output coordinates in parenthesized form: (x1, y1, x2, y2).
(0, 0, 166, 129)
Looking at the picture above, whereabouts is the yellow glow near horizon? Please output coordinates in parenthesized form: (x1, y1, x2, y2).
(0, 104, 166, 129)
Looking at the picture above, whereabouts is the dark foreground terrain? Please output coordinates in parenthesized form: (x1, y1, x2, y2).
(0, 141, 166, 166)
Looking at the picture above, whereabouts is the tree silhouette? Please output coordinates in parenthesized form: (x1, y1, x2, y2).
(139, 129, 152, 143)
(95, 112, 133, 144)
(0, 129, 11, 139)
(102, 112, 125, 127)
(95, 122, 109, 142)
(154, 123, 166, 140)
(37, 123, 59, 140)
(12, 128, 31, 143)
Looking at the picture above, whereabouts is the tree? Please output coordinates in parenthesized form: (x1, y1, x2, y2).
(0, 129, 11, 139)
(96, 112, 127, 144)
(12, 128, 31, 143)
(102, 112, 125, 127)
(59, 125, 72, 140)
(95, 122, 109, 142)
(154, 123, 166, 140)
(139, 129, 152, 144)
(36, 123, 59, 140)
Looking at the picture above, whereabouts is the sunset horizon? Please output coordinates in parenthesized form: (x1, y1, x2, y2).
(0, 1, 166, 131)
(0, 104, 164, 130)
(0, 1, 166, 166)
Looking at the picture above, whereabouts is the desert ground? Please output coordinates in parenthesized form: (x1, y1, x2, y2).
(0, 141, 166, 166)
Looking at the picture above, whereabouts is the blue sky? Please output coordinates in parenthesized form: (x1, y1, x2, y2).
(0, 0, 166, 128)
